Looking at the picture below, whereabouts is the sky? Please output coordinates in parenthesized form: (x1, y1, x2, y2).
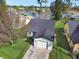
(6, 0, 54, 6)
(6, 0, 79, 6)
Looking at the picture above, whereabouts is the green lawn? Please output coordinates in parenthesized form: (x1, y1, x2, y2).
(49, 20, 72, 59)
(0, 39, 30, 59)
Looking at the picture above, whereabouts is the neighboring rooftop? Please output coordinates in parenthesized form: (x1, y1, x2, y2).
(65, 21, 79, 36)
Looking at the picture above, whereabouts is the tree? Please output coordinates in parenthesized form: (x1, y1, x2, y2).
(0, 0, 13, 44)
(50, 1, 69, 13)
(54, 0, 62, 20)
(0, 0, 7, 12)
(0, 0, 19, 44)
(64, 0, 71, 5)
(27, 5, 34, 11)
(37, 0, 47, 4)
(37, 0, 47, 12)
(50, 0, 70, 20)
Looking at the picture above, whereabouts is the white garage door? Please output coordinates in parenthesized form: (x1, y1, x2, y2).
(34, 40, 47, 49)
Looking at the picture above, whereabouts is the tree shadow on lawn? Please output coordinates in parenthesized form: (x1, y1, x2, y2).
(49, 28, 72, 59)
(56, 28, 79, 59)
(56, 28, 71, 51)
(53, 46, 72, 57)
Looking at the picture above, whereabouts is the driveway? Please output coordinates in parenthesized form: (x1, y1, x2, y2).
(23, 45, 51, 59)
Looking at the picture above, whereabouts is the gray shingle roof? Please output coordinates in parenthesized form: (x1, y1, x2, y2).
(66, 21, 79, 44)
(27, 18, 55, 41)
(68, 21, 79, 36)
(71, 13, 79, 19)
(71, 25, 79, 44)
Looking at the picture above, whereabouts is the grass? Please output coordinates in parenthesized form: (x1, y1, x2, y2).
(49, 20, 72, 59)
(0, 39, 30, 59)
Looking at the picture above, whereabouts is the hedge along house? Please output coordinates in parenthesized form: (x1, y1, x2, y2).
(26, 14, 55, 50)
(64, 21, 79, 54)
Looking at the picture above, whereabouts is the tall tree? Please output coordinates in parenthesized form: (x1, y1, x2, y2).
(0, 0, 11, 43)
(54, 0, 62, 20)
(0, 0, 13, 44)
(64, 0, 71, 5)
(50, 0, 71, 20)
(37, 0, 47, 12)
(0, 0, 7, 12)
(50, 1, 70, 15)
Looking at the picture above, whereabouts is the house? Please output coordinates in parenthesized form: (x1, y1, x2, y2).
(70, 7, 79, 14)
(27, 18, 55, 50)
(64, 21, 78, 36)
(64, 21, 79, 54)
(67, 7, 79, 15)
(64, 21, 79, 44)
(71, 13, 79, 19)
(63, 7, 79, 18)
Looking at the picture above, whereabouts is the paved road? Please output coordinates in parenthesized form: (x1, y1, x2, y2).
(23, 46, 51, 59)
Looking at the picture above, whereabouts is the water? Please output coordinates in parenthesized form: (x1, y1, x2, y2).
(26, 11, 51, 19)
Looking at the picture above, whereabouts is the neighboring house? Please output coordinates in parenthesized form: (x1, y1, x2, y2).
(71, 13, 79, 19)
(64, 21, 79, 44)
(68, 7, 79, 15)
(63, 7, 79, 18)
(27, 18, 55, 50)
(64, 21, 79, 54)
(71, 7, 79, 14)
(63, 12, 74, 18)
(63, 11, 79, 19)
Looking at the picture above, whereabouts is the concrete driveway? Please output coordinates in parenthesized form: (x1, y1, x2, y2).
(23, 45, 51, 59)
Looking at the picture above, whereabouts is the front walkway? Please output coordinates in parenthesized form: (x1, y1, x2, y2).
(23, 45, 51, 59)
